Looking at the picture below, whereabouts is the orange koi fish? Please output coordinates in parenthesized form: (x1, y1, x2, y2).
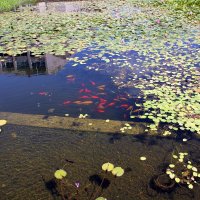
(80, 101, 93, 105)
(74, 101, 82, 104)
(132, 108, 143, 113)
(126, 106, 133, 111)
(98, 85, 105, 90)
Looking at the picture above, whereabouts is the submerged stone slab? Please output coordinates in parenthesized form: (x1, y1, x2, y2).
(0, 112, 147, 135)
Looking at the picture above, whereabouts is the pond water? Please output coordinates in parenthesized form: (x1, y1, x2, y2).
(0, 0, 200, 199)
(0, 124, 200, 200)
(0, 51, 140, 121)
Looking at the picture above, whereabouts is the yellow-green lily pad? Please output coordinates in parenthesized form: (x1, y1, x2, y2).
(102, 162, 114, 172)
(112, 167, 124, 177)
(54, 169, 67, 180)
(0, 120, 7, 126)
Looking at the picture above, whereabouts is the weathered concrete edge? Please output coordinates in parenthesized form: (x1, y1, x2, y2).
(0, 112, 148, 135)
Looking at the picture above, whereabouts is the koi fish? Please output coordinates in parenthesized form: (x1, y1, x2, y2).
(80, 96, 89, 99)
(90, 80, 96, 86)
(63, 101, 71, 105)
(39, 92, 48, 96)
(81, 83, 85, 87)
(100, 98, 107, 103)
(74, 101, 82, 104)
(91, 96, 99, 99)
(84, 88, 91, 93)
(132, 108, 143, 113)
(66, 75, 74, 78)
(79, 89, 84, 93)
(97, 103, 105, 110)
(126, 106, 133, 111)
(97, 109, 105, 113)
(106, 102, 116, 107)
(98, 85, 105, 90)
(97, 93, 106, 95)
(119, 97, 128, 101)
(80, 101, 93, 105)
(120, 104, 129, 108)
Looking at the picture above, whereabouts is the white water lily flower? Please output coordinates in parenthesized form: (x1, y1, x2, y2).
(183, 138, 187, 142)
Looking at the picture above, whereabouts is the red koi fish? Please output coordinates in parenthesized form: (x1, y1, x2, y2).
(106, 102, 116, 107)
(90, 80, 96, 86)
(120, 104, 129, 108)
(97, 109, 105, 113)
(119, 97, 128, 101)
(91, 96, 99, 99)
(39, 92, 48, 96)
(100, 98, 107, 103)
(80, 96, 90, 99)
(84, 88, 92, 93)
(63, 101, 71, 105)
(97, 103, 105, 110)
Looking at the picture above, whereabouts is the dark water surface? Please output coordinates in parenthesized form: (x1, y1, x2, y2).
(0, 125, 200, 200)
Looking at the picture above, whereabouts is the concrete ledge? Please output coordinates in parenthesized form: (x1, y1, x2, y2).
(0, 112, 148, 134)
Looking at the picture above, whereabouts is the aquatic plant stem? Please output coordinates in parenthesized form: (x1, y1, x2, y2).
(90, 175, 106, 200)
(60, 180, 66, 200)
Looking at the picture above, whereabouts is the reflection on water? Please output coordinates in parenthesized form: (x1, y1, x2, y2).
(36, 1, 88, 13)
(0, 53, 67, 76)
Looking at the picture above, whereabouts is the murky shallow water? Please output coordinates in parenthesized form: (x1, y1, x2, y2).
(0, 124, 200, 200)
(0, 51, 141, 121)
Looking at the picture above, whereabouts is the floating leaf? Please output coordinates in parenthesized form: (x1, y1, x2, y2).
(54, 169, 67, 180)
(112, 167, 124, 177)
(102, 162, 114, 172)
